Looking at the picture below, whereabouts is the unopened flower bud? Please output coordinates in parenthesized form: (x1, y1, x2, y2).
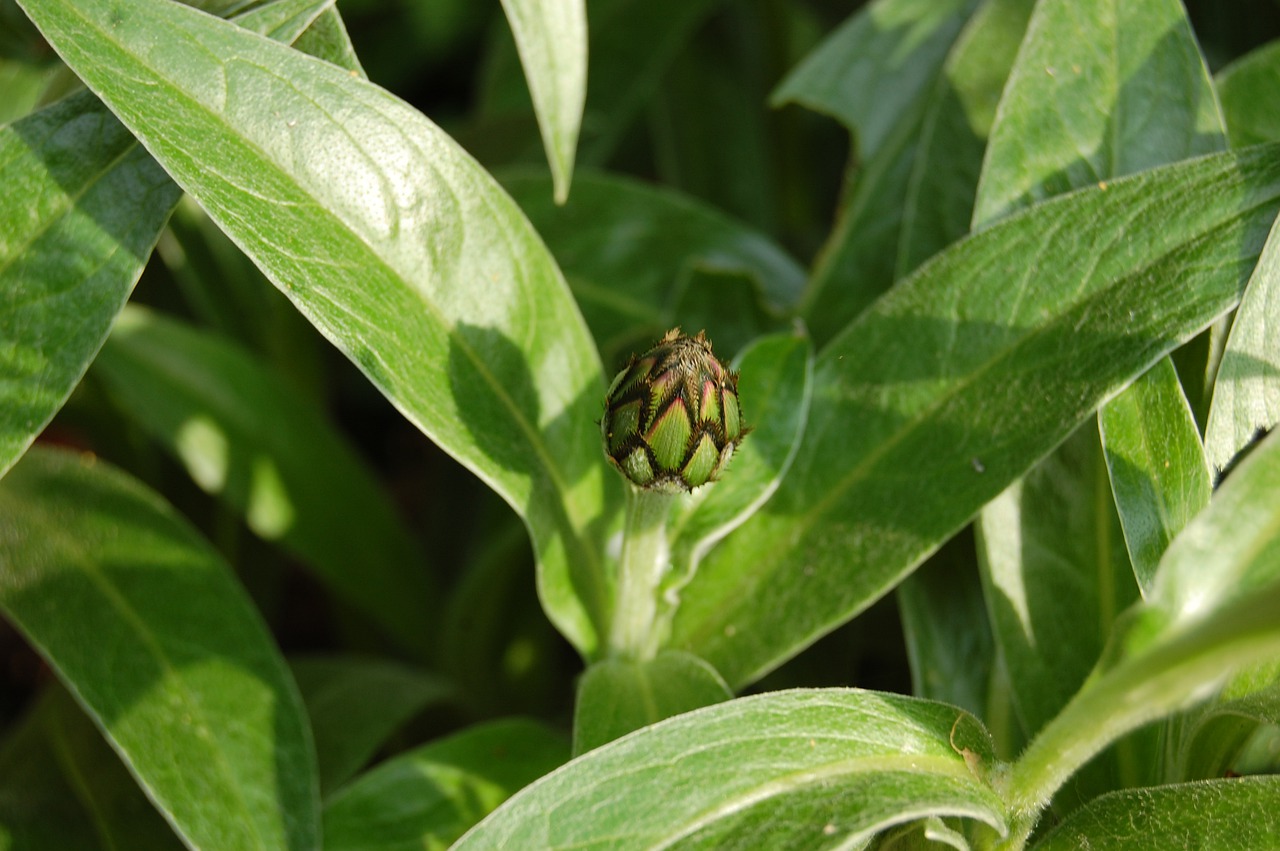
(601, 329, 746, 492)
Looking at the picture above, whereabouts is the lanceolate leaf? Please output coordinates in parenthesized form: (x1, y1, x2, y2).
(456, 690, 1006, 849)
(498, 0, 585, 202)
(93, 306, 438, 656)
(0, 448, 319, 851)
(18, 0, 620, 655)
(0, 0, 359, 481)
(1205, 215, 1280, 477)
(1099, 358, 1211, 593)
(671, 146, 1280, 689)
(502, 168, 804, 365)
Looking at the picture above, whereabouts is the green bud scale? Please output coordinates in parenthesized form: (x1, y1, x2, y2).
(601, 329, 746, 492)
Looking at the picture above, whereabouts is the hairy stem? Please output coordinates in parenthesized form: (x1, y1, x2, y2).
(609, 486, 677, 660)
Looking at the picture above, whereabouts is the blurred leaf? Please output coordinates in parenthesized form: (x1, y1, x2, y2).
(1216, 39, 1280, 147)
(1031, 777, 1280, 850)
(0, 90, 179, 479)
(17, 0, 621, 656)
(572, 650, 732, 755)
(498, 0, 585, 202)
(0, 448, 319, 851)
(0, 0, 362, 481)
(1205, 215, 1280, 477)
(0, 692, 103, 850)
(1178, 678, 1280, 780)
(669, 145, 1280, 689)
(1004, 429, 1280, 820)
(896, 0, 1034, 276)
(322, 719, 568, 851)
(93, 306, 438, 655)
(291, 5, 366, 75)
(0, 57, 59, 124)
(774, 0, 980, 344)
(502, 168, 804, 365)
(662, 331, 812, 643)
(972, 0, 1225, 225)
(1100, 358, 1212, 593)
(456, 690, 1005, 848)
(977, 427, 1136, 738)
(291, 655, 454, 795)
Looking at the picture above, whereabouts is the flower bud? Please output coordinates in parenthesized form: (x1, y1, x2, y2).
(601, 329, 746, 492)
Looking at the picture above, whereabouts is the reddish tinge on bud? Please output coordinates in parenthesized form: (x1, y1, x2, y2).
(601, 329, 746, 492)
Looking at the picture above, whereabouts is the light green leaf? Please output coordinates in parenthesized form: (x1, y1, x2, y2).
(1004, 428, 1280, 822)
(0, 90, 179, 479)
(502, 168, 804, 365)
(972, 0, 1225, 226)
(1100, 358, 1211, 593)
(1216, 40, 1280, 147)
(0, 56, 60, 124)
(290, 655, 454, 795)
(661, 331, 812, 643)
(322, 719, 568, 851)
(572, 650, 732, 755)
(499, 0, 585, 202)
(1031, 777, 1280, 850)
(0, 448, 319, 851)
(977, 427, 1136, 738)
(0, 0, 361, 481)
(896, 0, 1034, 277)
(93, 306, 437, 655)
(670, 145, 1280, 689)
(1205, 215, 1280, 477)
(456, 689, 1006, 849)
(18, 0, 620, 655)
(775, 0, 980, 344)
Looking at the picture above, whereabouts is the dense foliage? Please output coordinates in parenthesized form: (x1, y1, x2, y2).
(3, 0, 1280, 848)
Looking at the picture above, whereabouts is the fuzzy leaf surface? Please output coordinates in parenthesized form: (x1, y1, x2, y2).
(0, 448, 319, 851)
(456, 689, 1005, 849)
(670, 146, 1280, 689)
(17, 0, 619, 655)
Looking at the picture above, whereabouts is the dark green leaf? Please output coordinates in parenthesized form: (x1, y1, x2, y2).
(322, 719, 568, 851)
(93, 306, 438, 655)
(1100, 358, 1211, 593)
(0, 448, 319, 851)
(17, 0, 620, 655)
(1217, 40, 1280, 147)
(456, 690, 1005, 849)
(503, 168, 804, 365)
(670, 146, 1280, 689)
(572, 650, 732, 754)
(291, 655, 454, 795)
(1031, 777, 1280, 850)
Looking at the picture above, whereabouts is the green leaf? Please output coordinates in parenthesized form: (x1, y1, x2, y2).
(93, 305, 438, 655)
(1004, 428, 1280, 821)
(0, 90, 179, 479)
(896, 0, 1034, 277)
(322, 719, 568, 851)
(502, 168, 805, 365)
(0, 56, 60, 124)
(1099, 358, 1211, 593)
(670, 145, 1280, 689)
(977, 427, 1137, 738)
(498, 0, 585, 202)
(0, 448, 319, 851)
(1205, 215, 1280, 477)
(1217, 40, 1280, 147)
(1178, 677, 1280, 780)
(290, 655, 454, 795)
(572, 650, 732, 755)
(778, 0, 980, 344)
(456, 690, 1006, 849)
(1031, 777, 1280, 850)
(972, 0, 1225, 225)
(17, 0, 620, 656)
(0, 0, 361, 481)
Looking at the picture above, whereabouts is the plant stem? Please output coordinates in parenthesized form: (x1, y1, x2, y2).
(609, 486, 677, 660)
